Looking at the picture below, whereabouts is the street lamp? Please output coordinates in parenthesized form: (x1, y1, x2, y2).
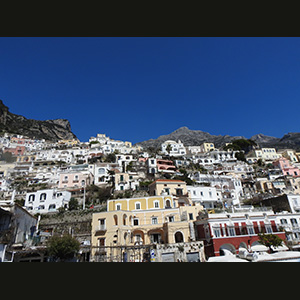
(82, 179, 86, 210)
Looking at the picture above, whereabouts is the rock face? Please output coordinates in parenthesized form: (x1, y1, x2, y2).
(136, 127, 300, 150)
(0, 99, 77, 141)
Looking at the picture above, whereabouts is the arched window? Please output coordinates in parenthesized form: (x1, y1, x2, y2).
(48, 204, 56, 210)
(29, 194, 35, 202)
(123, 214, 127, 225)
(98, 168, 105, 175)
(165, 199, 171, 208)
(175, 231, 184, 243)
(40, 193, 47, 201)
(113, 215, 118, 226)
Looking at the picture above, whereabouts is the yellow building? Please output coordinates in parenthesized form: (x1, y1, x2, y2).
(200, 142, 215, 153)
(16, 154, 36, 163)
(58, 139, 79, 147)
(91, 195, 204, 262)
(148, 179, 190, 206)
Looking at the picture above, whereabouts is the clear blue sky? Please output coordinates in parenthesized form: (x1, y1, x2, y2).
(1, 37, 300, 144)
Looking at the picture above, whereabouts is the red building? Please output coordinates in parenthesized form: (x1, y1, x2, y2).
(195, 208, 286, 257)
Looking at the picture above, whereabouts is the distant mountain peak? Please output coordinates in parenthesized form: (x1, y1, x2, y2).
(136, 126, 300, 150)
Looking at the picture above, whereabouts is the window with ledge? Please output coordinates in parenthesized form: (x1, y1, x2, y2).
(152, 217, 158, 224)
(154, 201, 159, 208)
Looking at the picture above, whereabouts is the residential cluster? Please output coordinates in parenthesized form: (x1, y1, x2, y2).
(1, 132, 300, 262)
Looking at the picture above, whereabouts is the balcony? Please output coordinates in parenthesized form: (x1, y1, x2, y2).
(95, 225, 107, 236)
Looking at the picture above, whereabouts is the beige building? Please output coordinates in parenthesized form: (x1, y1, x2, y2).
(91, 195, 204, 262)
(148, 179, 190, 206)
(200, 142, 215, 153)
(278, 149, 299, 163)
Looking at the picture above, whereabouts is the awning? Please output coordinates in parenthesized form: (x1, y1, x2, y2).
(251, 244, 269, 252)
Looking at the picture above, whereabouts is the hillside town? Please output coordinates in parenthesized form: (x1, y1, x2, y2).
(2, 131, 300, 262)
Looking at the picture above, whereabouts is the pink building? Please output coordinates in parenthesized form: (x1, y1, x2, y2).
(273, 157, 300, 177)
(3, 146, 26, 156)
(58, 171, 93, 190)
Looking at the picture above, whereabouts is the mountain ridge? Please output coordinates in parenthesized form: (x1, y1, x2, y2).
(136, 126, 300, 150)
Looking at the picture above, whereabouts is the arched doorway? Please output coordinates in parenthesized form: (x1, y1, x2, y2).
(219, 243, 236, 256)
(175, 231, 184, 243)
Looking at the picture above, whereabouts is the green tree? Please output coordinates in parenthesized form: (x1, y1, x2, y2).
(68, 198, 79, 211)
(47, 234, 80, 261)
(105, 153, 116, 163)
(166, 144, 172, 155)
(258, 233, 284, 253)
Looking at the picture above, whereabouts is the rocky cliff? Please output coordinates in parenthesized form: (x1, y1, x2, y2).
(0, 99, 77, 141)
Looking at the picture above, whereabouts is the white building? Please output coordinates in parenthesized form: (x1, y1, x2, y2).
(187, 185, 222, 209)
(89, 133, 140, 154)
(24, 189, 71, 214)
(276, 212, 300, 250)
(190, 172, 243, 207)
(89, 163, 121, 186)
(246, 148, 282, 163)
(161, 140, 187, 157)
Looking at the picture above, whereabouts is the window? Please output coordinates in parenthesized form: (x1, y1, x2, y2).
(165, 199, 171, 208)
(209, 191, 212, 197)
(164, 188, 170, 195)
(28, 194, 35, 202)
(116, 204, 121, 210)
(176, 189, 183, 196)
(134, 234, 142, 243)
(120, 175, 124, 181)
(133, 218, 139, 226)
(291, 218, 298, 228)
(48, 204, 56, 210)
(247, 225, 255, 235)
(200, 192, 203, 196)
(150, 233, 161, 243)
(135, 202, 141, 210)
(98, 238, 105, 247)
(99, 218, 106, 230)
(228, 226, 236, 236)
(213, 227, 221, 237)
(154, 201, 159, 208)
(189, 213, 193, 220)
(152, 217, 158, 224)
(265, 224, 273, 233)
(168, 216, 174, 222)
(40, 193, 47, 201)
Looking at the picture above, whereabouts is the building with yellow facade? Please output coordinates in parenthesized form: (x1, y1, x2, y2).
(91, 194, 204, 262)
(148, 179, 191, 206)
